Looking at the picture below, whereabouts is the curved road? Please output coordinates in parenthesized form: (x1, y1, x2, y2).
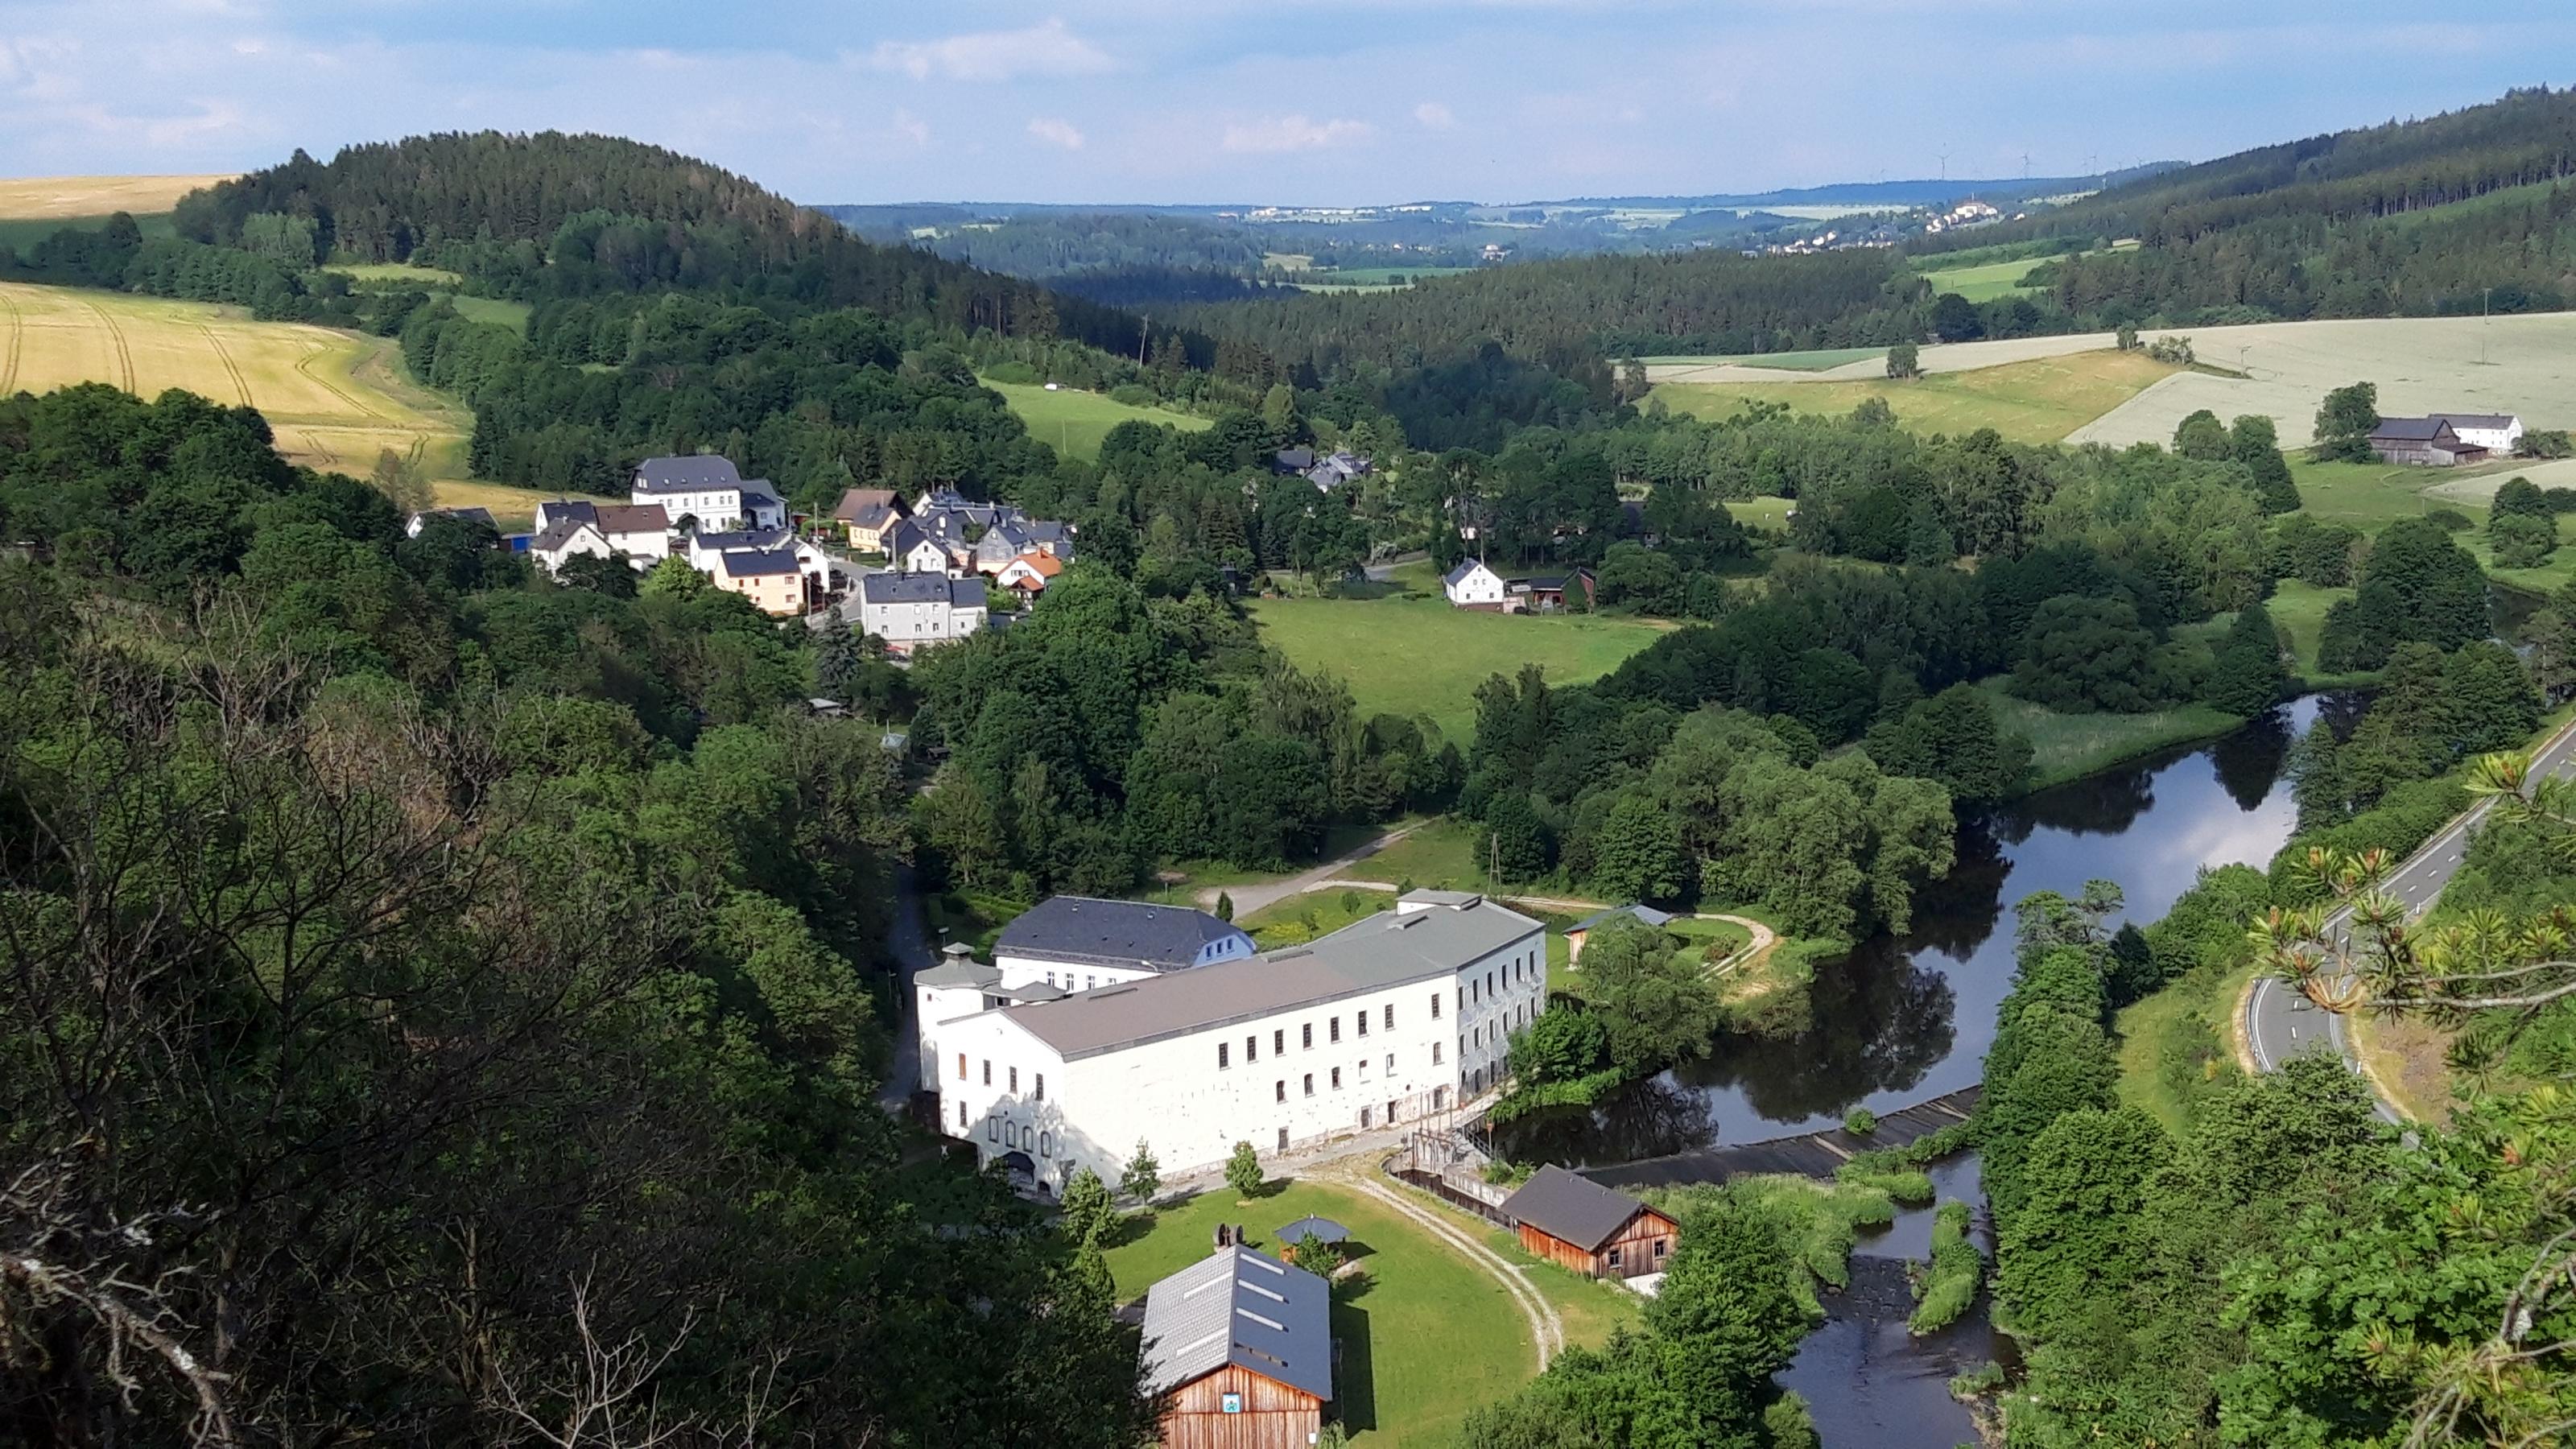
(2247, 716, 2576, 1118)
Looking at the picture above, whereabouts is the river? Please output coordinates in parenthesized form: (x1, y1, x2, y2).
(1491, 693, 2360, 1447)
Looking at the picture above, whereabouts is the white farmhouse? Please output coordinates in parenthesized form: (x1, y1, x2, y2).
(630, 456, 786, 531)
(857, 572, 988, 654)
(927, 890, 1546, 1194)
(530, 500, 675, 570)
(527, 518, 612, 575)
(2433, 412, 2525, 454)
(1443, 559, 1508, 609)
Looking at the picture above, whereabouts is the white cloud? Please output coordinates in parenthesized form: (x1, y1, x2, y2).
(1026, 115, 1085, 149)
(1414, 100, 1456, 129)
(866, 19, 1113, 83)
(1221, 114, 1373, 153)
(892, 109, 931, 146)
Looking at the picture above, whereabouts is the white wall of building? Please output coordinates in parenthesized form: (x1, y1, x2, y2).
(935, 921, 1546, 1191)
(634, 488, 785, 531)
(603, 528, 671, 567)
(2450, 417, 2524, 452)
(861, 595, 986, 648)
(1445, 563, 1506, 606)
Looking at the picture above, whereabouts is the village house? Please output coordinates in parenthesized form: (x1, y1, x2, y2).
(1513, 568, 1596, 613)
(711, 547, 805, 616)
(1442, 559, 1509, 609)
(993, 549, 1064, 596)
(1563, 902, 1674, 964)
(883, 518, 960, 576)
(1499, 1164, 1678, 1282)
(830, 487, 906, 552)
(2434, 412, 2525, 453)
(1139, 1247, 1333, 1449)
(527, 499, 677, 571)
(927, 890, 1546, 1194)
(2368, 417, 2489, 467)
(526, 517, 611, 575)
(630, 455, 787, 530)
(857, 572, 988, 653)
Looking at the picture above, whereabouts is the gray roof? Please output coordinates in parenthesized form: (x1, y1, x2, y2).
(997, 895, 1538, 1059)
(1569, 902, 1675, 934)
(861, 572, 985, 606)
(530, 518, 600, 553)
(886, 518, 932, 556)
(918, 956, 1000, 990)
(2370, 417, 2458, 443)
(739, 481, 783, 507)
(414, 506, 497, 530)
(719, 548, 801, 578)
(1443, 560, 1490, 588)
(1500, 1165, 1659, 1252)
(540, 500, 601, 528)
(633, 456, 743, 491)
(2433, 412, 2518, 429)
(996, 897, 1251, 972)
(695, 526, 792, 553)
(1275, 447, 1316, 472)
(1138, 1248, 1332, 1402)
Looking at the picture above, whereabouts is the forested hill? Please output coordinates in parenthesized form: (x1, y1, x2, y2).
(1176, 246, 1926, 376)
(169, 131, 1162, 353)
(1914, 85, 2576, 320)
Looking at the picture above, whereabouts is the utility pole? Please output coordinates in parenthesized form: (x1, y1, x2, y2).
(2483, 286, 2492, 365)
(1938, 149, 1951, 183)
(1138, 313, 1150, 364)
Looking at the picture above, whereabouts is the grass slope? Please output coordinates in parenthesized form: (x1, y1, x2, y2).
(1979, 679, 2242, 790)
(1247, 588, 1664, 745)
(0, 279, 496, 510)
(1635, 346, 1887, 372)
(1917, 256, 2047, 303)
(1652, 349, 2174, 445)
(980, 378, 1209, 461)
(1104, 1179, 1637, 1444)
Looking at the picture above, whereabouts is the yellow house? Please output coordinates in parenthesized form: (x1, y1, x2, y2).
(714, 547, 806, 616)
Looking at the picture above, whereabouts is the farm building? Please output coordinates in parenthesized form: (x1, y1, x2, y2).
(2368, 417, 2488, 467)
(1563, 902, 1674, 963)
(1500, 1164, 1677, 1281)
(2433, 412, 2524, 452)
(1443, 559, 1507, 608)
(1138, 1246, 1333, 1449)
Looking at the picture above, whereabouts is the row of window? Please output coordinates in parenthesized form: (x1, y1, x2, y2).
(958, 1054, 1046, 1101)
(987, 1117, 1055, 1159)
(1461, 951, 1541, 1013)
(1269, 1087, 1453, 1150)
(1460, 1002, 1536, 1059)
(1217, 999, 1424, 1071)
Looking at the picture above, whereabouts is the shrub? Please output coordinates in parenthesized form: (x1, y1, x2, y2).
(2425, 506, 2474, 533)
(1909, 1199, 1984, 1333)
(1225, 1141, 1264, 1200)
(1843, 1107, 1879, 1137)
(980, 360, 1042, 384)
(1108, 383, 1158, 407)
(2490, 513, 2557, 568)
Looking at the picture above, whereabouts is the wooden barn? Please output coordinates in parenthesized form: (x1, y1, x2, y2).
(1501, 1164, 1678, 1281)
(1139, 1246, 1334, 1449)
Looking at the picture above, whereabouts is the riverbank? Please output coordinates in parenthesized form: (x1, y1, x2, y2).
(1979, 681, 2247, 791)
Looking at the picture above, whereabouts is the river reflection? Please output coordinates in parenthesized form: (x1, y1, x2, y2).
(1496, 693, 2356, 1162)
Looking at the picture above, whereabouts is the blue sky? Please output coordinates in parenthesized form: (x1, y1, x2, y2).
(2, 2, 2568, 205)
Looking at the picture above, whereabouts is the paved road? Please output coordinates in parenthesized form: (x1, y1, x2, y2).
(1195, 824, 1427, 919)
(2247, 716, 2576, 1117)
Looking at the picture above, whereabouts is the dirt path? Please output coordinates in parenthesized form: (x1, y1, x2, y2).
(1495, 892, 1777, 967)
(1331, 1168, 1564, 1371)
(196, 323, 252, 405)
(0, 287, 20, 395)
(80, 297, 134, 392)
(1200, 823, 1426, 919)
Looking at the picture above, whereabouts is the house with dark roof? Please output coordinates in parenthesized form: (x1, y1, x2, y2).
(2432, 412, 2524, 453)
(1443, 559, 1507, 609)
(629, 455, 786, 530)
(994, 897, 1253, 992)
(1498, 1164, 1677, 1281)
(1564, 902, 1674, 963)
(1139, 1247, 1332, 1449)
(857, 571, 987, 652)
(928, 890, 1547, 1191)
(2368, 417, 2488, 467)
(1272, 447, 1317, 475)
(404, 506, 497, 539)
(712, 547, 805, 615)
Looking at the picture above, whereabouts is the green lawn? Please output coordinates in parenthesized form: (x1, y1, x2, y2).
(982, 378, 1211, 460)
(1651, 349, 2174, 445)
(0, 211, 180, 253)
(2286, 455, 2512, 530)
(325, 261, 468, 286)
(1979, 680, 2244, 789)
(1916, 256, 2047, 303)
(2115, 959, 2256, 1135)
(1723, 495, 1796, 530)
(1103, 1179, 1636, 1444)
(1241, 889, 1399, 948)
(1248, 590, 1666, 745)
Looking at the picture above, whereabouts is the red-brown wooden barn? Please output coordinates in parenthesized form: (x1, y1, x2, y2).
(1500, 1164, 1678, 1281)
(1140, 1246, 1334, 1449)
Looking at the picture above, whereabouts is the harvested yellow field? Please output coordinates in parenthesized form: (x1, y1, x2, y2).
(0, 280, 473, 486)
(1652, 349, 2176, 445)
(0, 175, 233, 220)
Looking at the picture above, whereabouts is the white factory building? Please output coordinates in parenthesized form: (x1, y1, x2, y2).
(918, 890, 1547, 1195)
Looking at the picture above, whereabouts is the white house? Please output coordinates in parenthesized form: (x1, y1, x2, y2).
(927, 890, 1546, 1194)
(630, 456, 786, 531)
(857, 572, 989, 653)
(1443, 559, 1508, 609)
(885, 518, 959, 576)
(528, 518, 612, 575)
(915, 898, 1252, 1094)
(2434, 413, 2524, 453)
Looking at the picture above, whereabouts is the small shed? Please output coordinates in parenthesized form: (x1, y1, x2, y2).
(1563, 902, 1675, 964)
(1500, 1165, 1678, 1281)
(1140, 1246, 1333, 1449)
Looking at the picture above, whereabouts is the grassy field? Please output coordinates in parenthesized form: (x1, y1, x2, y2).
(324, 262, 532, 333)
(1723, 495, 1796, 530)
(1637, 346, 1886, 372)
(1240, 889, 1398, 948)
(1247, 588, 1666, 744)
(0, 280, 477, 493)
(2260, 580, 2359, 680)
(2114, 959, 2255, 1135)
(1653, 349, 2174, 445)
(1103, 1179, 1637, 1444)
(1979, 679, 2244, 789)
(1917, 256, 2047, 303)
(980, 378, 1210, 461)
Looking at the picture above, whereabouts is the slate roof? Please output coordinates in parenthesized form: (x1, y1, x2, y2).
(844, 502, 898, 532)
(1443, 560, 1492, 588)
(694, 526, 792, 554)
(1500, 1165, 1659, 1253)
(1569, 902, 1676, 934)
(415, 506, 497, 528)
(529, 518, 601, 553)
(633, 456, 743, 491)
(2433, 413, 2518, 429)
(719, 548, 801, 578)
(917, 956, 1001, 990)
(1274, 447, 1317, 473)
(594, 503, 670, 536)
(997, 895, 1538, 1060)
(539, 500, 600, 528)
(1138, 1248, 1332, 1402)
(2369, 417, 2458, 443)
(860, 573, 988, 607)
(995, 897, 1250, 972)
(886, 518, 933, 557)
